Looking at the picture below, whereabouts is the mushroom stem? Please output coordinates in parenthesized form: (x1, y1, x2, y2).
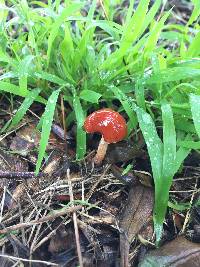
(93, 137, 108, 165)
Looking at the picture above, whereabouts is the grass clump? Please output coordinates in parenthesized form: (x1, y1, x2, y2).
(0, 0, 200, 243)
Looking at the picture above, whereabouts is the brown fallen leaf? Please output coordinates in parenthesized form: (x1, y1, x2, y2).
(10, 178, 40, 208)
(119, 185, 154, 267)
(138, 236, 200, 267)
(48, 225, 75, 254)
(106, 141, 145, 164)
(10, 123, 40, 156)
(0, 149, 28, 192)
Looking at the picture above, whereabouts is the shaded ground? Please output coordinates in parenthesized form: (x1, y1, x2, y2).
(0, 115, 200, 266)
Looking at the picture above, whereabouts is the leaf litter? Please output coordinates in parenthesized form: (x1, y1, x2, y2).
(0, 114, 200, 266)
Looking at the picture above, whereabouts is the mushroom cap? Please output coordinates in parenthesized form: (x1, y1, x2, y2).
(84, 108, 127, 143)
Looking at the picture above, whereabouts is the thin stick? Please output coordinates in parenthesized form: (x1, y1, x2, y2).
(99, 0, 109, 20)
(181, 179, 198, 233)
(0, 171, 43, 179)
(0, 186, 6, 223)
(61, 94, 67, 142)
(67, 168, 83, 267)
(0, 205, 82, 234)
(0, 254, 58, 266)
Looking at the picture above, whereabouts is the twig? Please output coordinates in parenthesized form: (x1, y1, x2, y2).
(0, 254, 58, 266)
(0, 205, 82, 234)
(31, 222, 66, 253)
(0, 171, 43, 179)
(99, 0, 109, 20)
(86, 164, 111, 200)
(180, 178, 198, 233)
(67, 168, 83, 267)
(0, 186, 6, 223)
(60, 94, 67, 142)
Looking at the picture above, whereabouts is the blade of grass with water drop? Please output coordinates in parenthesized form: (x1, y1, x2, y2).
(135, 79, 146, 110)
(34, 71, 69, 86)
(174, 148, 191, 174)
(136, 104, 164, 243)
(162, 102, 176, 178)
(187, 31, 200, 57)
(179, 140, 200, 150)
(111, 87, 180, 243)
(189, 94, 200, 138)
(7, 88, 41, 131)
(17, 55, 35, 95)
(73, 95, 86, 160)
(101, 0, 151, 69)
(0, 81, 26, 97)
(153, 101, 176, 242)
(146, 67, 200, 84)
(47, 3, 83, 66)
(144, 9, 171, 55)
(110, 86, 138, 133)
(0, 81, 45, 104)
(35, 89, 60, 174)
(187, 0, 200, 25)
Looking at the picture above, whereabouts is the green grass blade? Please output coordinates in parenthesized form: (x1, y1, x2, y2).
(112, 86, 163, 180)
(140, 0, 161, 34)
(47, 3, 83, 66)
(162, 102, 176, 178)
(17, 55, 35, 94)
(189, 93, 200, 138)
(60, 23, 74, 67)
(0, 0, 7, 23)
(187, 0, 200, 25)
(35, 89, 60, 174)
(135, 79, 146, 110)
(136, 105, 164, 243)
(125, 0, 135, 25)
(122, 0, 150, 43)
(153, 101, 176, 243)
(146, 67, 200, 84)
(0, 81, 27, 97)
(179, 140, 200, 150)
(174, 136, 192, 173)
(187, 30, 200, 57)
(8, 88, 41, 131)
(101, 0, 151, 69)
(86, 0, 96, 22)
(110, 86, 138, 133)
(144, 10, 171, 55)
(73, 27, 95, 71)
(79, 90, 101, 104)
(73, 94, 86, 160)
(137, 109, 163, 185)
(34, 71, 69, 86)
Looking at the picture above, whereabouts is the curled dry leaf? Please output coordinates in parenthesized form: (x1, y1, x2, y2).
(106, 141, 145, 164)
(119, 185, 154, 267)
(10, 123, 40, 156)
(138, 236, 200, 267)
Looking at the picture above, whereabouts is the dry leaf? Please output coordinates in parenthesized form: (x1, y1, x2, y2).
(139, 236, 200, 267)
(119, 185, 154, 267)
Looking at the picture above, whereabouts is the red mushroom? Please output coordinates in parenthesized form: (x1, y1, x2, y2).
(84, 108, 127, 164)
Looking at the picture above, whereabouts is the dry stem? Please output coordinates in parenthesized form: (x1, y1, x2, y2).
(0, 205, 82, 234)
(67, 168, 83, 267)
